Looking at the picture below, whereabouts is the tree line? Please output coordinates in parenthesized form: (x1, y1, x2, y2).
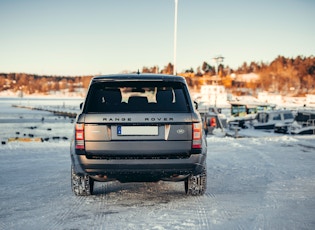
(1, 55, 314, 96)
(142, 55, 315, 96)
(0, 73, 93, 95)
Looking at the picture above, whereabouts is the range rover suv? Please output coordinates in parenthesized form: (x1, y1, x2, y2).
(70, 74, 207, 196)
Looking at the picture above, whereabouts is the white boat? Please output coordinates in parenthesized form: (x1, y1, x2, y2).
(253, 110, 294, 131)
(228, 101, 275, 129)
(290, 110, 315, 135)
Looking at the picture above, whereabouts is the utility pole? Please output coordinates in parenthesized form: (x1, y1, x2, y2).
(173, 0, 178, 75)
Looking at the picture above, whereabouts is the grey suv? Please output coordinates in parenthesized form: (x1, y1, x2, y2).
(70, 74, 207, 196)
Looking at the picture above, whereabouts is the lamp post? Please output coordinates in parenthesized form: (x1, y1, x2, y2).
(173, 0, 178, 75)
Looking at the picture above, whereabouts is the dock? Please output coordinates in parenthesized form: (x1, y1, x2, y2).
(12, 104, 78, 118)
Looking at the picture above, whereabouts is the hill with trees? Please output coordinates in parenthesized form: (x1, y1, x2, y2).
(1, 55, 314, 97)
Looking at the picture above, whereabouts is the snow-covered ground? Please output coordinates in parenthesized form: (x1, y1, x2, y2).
(1, 98, 315, 230)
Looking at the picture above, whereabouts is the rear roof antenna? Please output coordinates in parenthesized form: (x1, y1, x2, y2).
(137, 69, 140, 74)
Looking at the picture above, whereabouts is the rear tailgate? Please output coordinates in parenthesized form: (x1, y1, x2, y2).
(83, 113, 193, 156)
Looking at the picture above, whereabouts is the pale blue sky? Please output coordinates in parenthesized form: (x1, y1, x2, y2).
(1, 0, 314, 76)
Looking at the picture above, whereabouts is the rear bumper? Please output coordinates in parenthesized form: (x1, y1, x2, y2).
(71, 153, 206, 182)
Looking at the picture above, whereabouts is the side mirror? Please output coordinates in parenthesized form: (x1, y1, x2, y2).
(194, 101, 198, 110)
(80, 102, 83, 110)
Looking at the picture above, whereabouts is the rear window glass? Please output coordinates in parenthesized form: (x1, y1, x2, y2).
(84, 81, 191, 113)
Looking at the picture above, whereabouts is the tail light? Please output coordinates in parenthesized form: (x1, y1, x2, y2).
(75, 123, 85, 149)
(210, 117, 216, 127)
(192, 122, 202, 149)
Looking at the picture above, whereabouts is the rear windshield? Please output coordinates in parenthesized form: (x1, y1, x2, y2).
(84, 81, 191, 113)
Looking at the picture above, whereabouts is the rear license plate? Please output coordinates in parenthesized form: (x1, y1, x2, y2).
(117, 126, 158, 136)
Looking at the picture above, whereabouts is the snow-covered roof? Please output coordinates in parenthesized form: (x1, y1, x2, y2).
(235, 73, 259, 82)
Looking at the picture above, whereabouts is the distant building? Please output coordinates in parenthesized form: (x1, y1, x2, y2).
(200, 85, 229, 107)
(233, 73, 259, 83)
(258, 92, 282, 104)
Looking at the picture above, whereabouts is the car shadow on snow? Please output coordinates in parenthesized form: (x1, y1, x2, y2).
(90, 181, 189, 205)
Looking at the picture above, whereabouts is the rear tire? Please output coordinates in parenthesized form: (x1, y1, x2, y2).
(71, 165, 94, 196)
(185, 166, 207, 196)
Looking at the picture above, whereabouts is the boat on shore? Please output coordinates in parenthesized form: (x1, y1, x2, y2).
(253, 110, 295, 131)
(228, 101, 275, 129)
(290, 110, 315, 135)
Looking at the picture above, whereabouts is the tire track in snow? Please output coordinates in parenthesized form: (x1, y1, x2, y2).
(49, 182, 120, 230)
(204, 191, 247, 230)
(0, 222, 6, 230)
(194, 195, 211, 230)
(47, 194, 87, 230)
(88, 182, 168, 229)
(87, 181, 204, 229)
(206, 136, 263, 230)
(231, 138, 274, 230)
(91, 182, 116, 230)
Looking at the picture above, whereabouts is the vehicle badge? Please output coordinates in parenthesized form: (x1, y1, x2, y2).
(177, 129, 185, 134)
